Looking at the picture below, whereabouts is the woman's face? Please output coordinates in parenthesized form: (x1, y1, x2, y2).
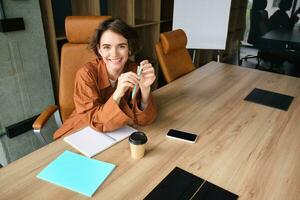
(98, 30, 129, 74)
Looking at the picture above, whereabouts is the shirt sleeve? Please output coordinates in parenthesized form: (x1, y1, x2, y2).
(73, 66, 131, 132)
(132, 92, 157, 126)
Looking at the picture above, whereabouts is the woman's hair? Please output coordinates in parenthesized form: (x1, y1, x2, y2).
(89, 18, 141, 58)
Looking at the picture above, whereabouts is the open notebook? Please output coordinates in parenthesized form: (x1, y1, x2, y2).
(64, 125, 137, 158)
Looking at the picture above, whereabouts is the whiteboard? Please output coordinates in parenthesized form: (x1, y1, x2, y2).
(173, 0, 232, 49)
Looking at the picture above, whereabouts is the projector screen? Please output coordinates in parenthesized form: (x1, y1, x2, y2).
(173, 0, 232, 50)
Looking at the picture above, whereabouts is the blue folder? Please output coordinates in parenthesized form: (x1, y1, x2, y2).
(37, 150, 115, 197)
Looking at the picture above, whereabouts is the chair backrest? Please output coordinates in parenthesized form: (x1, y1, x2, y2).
(59, 16, 111, 122)
(155, 29, 195, 83)
(247, 0, 269, 46)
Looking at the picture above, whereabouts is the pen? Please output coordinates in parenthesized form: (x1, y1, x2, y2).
(131, 65, 142, 99)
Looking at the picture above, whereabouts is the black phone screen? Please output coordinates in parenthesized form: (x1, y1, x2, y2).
(166, 129, 198, 142)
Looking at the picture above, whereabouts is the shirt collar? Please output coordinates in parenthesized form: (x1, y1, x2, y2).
(98, 59, 111, 89)
(97, 59, 132, 90)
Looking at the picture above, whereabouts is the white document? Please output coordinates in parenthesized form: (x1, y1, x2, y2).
(64, 126, 137, 158)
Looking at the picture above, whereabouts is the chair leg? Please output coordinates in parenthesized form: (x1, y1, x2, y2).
(240, 55, 258, 63)
(256, 57, 261, 68)
(33, 130, 47, 145)
(32, 110, 62, 145)
(239, 59, 243, 65)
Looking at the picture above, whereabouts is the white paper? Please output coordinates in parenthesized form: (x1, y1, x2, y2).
(64, 126, 137, 158)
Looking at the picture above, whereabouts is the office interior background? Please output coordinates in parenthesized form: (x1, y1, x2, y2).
(0, 0, 299, 166)
(240, 0, 300, 75)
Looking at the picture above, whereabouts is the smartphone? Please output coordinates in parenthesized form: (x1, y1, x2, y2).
(166, 129, 198, 143)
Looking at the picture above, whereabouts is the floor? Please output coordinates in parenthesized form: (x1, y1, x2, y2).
(235, 46, 300, 78)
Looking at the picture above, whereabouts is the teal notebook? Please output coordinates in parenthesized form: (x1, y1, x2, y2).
(37, 150, 115, 197)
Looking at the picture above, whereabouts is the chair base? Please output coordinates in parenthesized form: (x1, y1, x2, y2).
(239, 54, 261, 68)
(239, 43, 261, 68)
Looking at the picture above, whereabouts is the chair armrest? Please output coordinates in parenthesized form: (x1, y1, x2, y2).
(32, 105, 59, 130)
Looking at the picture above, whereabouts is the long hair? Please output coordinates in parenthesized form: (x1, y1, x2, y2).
(89, 18, 141, 58)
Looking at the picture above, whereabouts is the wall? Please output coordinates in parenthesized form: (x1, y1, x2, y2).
(0, 0, 55, 165)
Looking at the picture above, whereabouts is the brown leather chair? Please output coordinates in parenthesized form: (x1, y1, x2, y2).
(32, 16, 111, 144)
(155, 29, 195, 83)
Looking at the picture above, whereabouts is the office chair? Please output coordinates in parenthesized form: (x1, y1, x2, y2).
(32, 16, 111, 144)
(155, 29, 195, 83)
(239, 0, 268, 67)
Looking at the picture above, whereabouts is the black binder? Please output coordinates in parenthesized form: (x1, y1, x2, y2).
(145, 167, 238, 200)
(244, 88, 294, 111)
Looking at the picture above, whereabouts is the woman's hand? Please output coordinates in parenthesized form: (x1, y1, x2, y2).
(138, 60, 156, 105)
(139, 60, 156, 90)
(113, 72, 138, 104)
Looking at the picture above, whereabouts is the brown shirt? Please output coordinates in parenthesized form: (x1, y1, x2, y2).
(53, 59, 157, 139)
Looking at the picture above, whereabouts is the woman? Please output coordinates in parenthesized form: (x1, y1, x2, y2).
(53, 18, 157, 139)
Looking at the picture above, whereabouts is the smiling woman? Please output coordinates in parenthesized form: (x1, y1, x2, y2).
(98, 30, 130, 82)
(53, 18, 157, 139)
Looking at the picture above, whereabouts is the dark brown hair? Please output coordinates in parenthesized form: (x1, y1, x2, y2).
(89, 18, 141, 58)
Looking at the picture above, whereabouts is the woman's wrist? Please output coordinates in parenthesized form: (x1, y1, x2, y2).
(112, 91, 122, 105)
(140, 86, 151, 104)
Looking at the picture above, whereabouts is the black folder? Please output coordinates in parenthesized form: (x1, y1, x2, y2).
(145, 167, 238, 200)
(192, 181, 238, 200)
(144, 167, 204, 200)
(244, 88, 294, 111)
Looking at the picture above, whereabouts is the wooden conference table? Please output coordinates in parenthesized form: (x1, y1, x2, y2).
(1, 62, 300, 200)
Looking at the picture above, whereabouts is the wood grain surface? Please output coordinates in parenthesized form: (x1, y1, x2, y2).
(1, 61, 299, 200)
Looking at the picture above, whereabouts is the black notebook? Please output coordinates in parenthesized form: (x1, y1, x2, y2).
(244, 88, 294, 111)
(192, 181, 238, 200)
(144, 167, 205, 200)
(145, 167, 238, 200)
